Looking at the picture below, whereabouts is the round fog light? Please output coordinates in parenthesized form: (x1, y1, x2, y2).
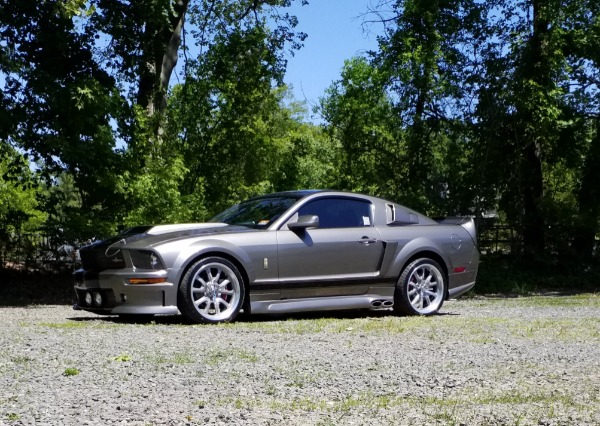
(84, 292, 92, 306)
(92, 291, 103, 307)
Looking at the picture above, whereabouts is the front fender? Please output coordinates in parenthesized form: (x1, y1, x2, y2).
(169, 239, 255, 287)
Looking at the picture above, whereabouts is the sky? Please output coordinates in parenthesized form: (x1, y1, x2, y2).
(282, 1, 383, 110)
(1, 2, 383, 119)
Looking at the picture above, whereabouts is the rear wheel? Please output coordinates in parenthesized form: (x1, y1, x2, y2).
(394, 258, 446, 316)
(178, 257, 245, 324)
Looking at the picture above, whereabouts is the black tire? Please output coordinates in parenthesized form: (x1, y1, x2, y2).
(178, 256, 245, 324)
(394, 258, 446, 316)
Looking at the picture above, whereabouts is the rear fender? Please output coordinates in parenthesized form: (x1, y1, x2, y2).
(436, 217, 477, 247)
(386, 237, 450, 279)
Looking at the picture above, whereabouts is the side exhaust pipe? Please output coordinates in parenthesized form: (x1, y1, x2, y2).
(371, 300, 394, 308)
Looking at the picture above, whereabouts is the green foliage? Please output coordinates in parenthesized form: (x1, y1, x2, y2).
(57, 0, 96, 18)
(321, 0, 600, 262)
(167, 28, 335, 215)
(470, 0, 600, 256)
(1, 0, 600, 273)
(272, 114, 339, 192)
(0, 146, 47, 236)
(1, 0, 308, 240)
(476, 254, 600, 295)
(0, 1, 130, 241)
(321, 58, 404, 199)
(117, 152, 195, 226)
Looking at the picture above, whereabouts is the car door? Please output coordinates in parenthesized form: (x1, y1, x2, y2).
(276, 197, 384, 299)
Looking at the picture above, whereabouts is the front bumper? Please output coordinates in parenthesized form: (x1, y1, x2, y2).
(73, 268, 179, 315)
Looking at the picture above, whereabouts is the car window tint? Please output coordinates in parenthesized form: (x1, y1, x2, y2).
(298, 198, 372, 228)
(210, 196, 299, 228)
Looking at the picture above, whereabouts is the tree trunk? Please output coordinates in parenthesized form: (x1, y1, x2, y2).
(137, 0, 189, 124)
(573, 124, 600, 260)
(521, 140, 545, 255)
(519, 0, 549, 256)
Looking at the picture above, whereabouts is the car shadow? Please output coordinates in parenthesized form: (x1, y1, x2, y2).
(67, 307, 459, 325)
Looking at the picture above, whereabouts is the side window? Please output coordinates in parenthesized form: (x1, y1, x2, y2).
(297, 198, 372, 229)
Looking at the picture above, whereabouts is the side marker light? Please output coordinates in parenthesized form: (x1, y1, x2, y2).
(129, 278, 168, 284)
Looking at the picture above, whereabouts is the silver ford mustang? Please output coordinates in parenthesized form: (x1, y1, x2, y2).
(74, 190, 479, 323)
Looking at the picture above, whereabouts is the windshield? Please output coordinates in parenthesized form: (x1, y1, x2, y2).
(210, 196, 300, 229)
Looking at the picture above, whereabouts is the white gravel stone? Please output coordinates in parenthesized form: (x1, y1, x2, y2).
(0, 298, 599, 425)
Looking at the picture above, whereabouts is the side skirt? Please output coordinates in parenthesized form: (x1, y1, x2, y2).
(250, 293, 395, 315)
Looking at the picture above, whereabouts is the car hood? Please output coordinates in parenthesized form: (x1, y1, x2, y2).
(82, 223, 257, 251)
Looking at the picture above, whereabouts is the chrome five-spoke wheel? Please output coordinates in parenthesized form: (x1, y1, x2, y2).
(394, 258, 446, 316)
(178, 257, 245, 323)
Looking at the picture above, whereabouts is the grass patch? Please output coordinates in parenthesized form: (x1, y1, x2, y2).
(5, 413, 20, 421)
(38, 321, 92, 329)
(204, 348, 259, 365)
(216, 392, 447, 413)
(113, 354, 132, 362)
(515, 318, 600, 340)
(62, 367, 80, 376)
(497, 294, 600, 308)
(215, 297, 600, 342)
(213, 388, 590, 425)
(477, 390, 577, 406)
(225, 315, 432, 335)
(148, 352, 194, 365)
(229, 306, 600, 343)
(286, 372, 318, 389)
(418, 315, 600, 343)
(10, 356, 32, 364)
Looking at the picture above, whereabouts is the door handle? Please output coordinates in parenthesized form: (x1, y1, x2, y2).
(358, 236, 377, 245)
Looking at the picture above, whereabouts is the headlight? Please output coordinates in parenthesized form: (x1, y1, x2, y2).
(129, 250, 165, 270)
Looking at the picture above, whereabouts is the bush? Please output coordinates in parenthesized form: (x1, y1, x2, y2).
(0, 268, 74, 306)
(475, 254, 600, 295)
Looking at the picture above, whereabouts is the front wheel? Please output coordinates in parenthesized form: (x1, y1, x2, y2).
(178, 257, 245, 324)
(394, 258, 446, 316)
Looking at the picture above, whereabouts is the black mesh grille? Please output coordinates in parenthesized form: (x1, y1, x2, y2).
(80, 247, 126, 271)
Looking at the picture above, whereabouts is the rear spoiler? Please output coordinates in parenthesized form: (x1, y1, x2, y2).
(435, 216, 477, 247)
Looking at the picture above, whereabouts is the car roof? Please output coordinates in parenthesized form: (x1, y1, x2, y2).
(249, 190, 324, 200)
(248, 190, 390, 205)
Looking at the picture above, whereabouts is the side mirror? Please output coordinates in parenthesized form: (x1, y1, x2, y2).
(287, 215, 319, 232)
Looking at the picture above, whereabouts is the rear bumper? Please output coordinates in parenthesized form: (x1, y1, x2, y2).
(447, 280, 476, 299)
(447, 248, 479, 299)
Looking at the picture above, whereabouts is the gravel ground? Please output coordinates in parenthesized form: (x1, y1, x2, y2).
(0, 295, 599, 426)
